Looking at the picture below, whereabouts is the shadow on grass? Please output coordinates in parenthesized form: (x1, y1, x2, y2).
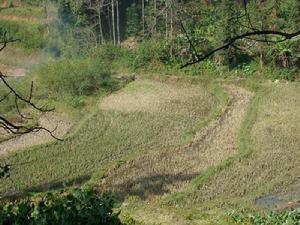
(0, 175, 91, 201)
(108, 172, 199, 200)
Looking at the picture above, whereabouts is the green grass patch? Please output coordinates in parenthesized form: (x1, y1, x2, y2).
(0, 6, 45, 18)
(0, 19, 48, 50)
(36, 58, 116, 96)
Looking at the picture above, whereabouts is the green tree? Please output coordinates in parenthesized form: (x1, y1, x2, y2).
(126, 3, 142, 37)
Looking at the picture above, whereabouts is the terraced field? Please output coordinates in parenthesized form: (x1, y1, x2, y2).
(1, 2, 299, 225)
(99, 85, 252, 199)
(0, 79, 225, 198)
(120, 82, 300, 225)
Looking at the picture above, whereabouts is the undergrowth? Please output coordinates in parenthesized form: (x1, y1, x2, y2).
(0, 19, 48, 50)
(0, 188, 121, 225)
(229, 209, 300, 225)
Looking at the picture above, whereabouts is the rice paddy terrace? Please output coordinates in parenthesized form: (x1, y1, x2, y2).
(0, 2, 299, 225)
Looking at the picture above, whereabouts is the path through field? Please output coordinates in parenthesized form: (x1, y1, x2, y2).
(100, 84, 253, 199)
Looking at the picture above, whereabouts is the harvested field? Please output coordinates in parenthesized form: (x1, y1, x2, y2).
(100, 85, 253, 199)
(100, 79, 215, 115)
(122, 82, 300, 225)
(180, 83, 300, 211)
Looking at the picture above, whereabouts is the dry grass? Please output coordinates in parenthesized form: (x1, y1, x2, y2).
(100, 80, 214, 115)
(0, 63, 26, 77)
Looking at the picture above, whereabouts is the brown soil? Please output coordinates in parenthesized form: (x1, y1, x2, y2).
(99, 85, 253, 200)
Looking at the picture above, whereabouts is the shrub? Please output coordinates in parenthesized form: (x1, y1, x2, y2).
(229, 208, 300, 225)
(37, 58, 116, 96)
(132, 40, 171, 70)
(92, 44, 125, 64)
(90, 44, 134, 69)
(0, 189, 121, 225)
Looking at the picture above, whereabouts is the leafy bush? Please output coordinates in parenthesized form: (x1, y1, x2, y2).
(132, 40, 171, 70)
(0, 189, 121, 225)
(90, 44, 135, 70)
(37, 58, 116, 96)
(229, 209, 300, 225)
(92, 44, 126, 64)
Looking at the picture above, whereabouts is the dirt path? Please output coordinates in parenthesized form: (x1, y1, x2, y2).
(0, 64, 26, 77)
(100, 85, 253, 199)
(0, 113, 73, 156)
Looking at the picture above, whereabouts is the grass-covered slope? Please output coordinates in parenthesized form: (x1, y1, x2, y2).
(0, 79, 223, 197)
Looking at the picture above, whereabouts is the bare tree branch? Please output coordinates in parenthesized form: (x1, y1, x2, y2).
(181, 29, 300, 68)
(0, 73, 54, 112)
(0, 35, 62, 142)
(0, 31, 20, 51)
(180, 22, 198, 61)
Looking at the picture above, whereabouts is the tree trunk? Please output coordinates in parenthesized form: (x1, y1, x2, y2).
(165, 0, 168, 39)
(116, 0, 120, 44)
(111, 0, 116, 45)
(98, 1, 104, 44)
(259, 44, 264, 70)
(142, 0, 145, 37)
(170, 0, 173, 40)
(153, 0, 157, 35)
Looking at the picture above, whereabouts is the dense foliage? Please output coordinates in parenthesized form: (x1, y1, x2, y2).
(37, 58, 116, 96)
(46, 0, 300, 80)
(0, 189, 121, 225)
